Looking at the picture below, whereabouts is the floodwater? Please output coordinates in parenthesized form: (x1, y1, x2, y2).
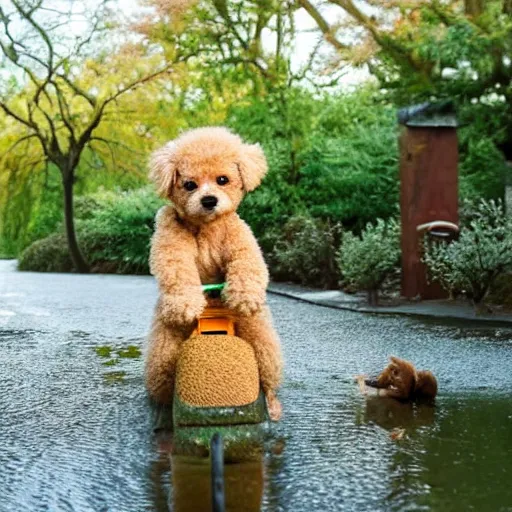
(1, 260, 512, 512)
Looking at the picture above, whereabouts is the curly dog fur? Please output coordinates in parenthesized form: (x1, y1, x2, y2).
(145, 127, 283, 420)
(362, 356, 437, 401)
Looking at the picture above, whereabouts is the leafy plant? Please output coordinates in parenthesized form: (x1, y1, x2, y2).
(269, 215, 343, 288)
(18, 187, 164, 275)
(18, 234, 74, 273)
(424, 200, 512, 306)
(79, 187, 165, 275)
(338, 219, 401, 305)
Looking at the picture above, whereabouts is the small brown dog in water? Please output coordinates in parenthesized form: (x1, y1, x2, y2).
(357, 356, 437, 401)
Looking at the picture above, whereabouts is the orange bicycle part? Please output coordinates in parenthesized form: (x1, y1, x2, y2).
(193, 307, 236, 336)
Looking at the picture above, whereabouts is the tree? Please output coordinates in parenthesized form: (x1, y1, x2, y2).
(136, 0, 299, 93)
(298, 1, 512, 103)
(298, 0, 512, 194)
(0, 0, 173, 271)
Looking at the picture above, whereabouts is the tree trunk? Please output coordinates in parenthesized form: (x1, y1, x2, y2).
(368, 289, 379, 306)
(63, 173, 90, 273)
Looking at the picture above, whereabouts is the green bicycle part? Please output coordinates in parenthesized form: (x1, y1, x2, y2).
(154, 391, 268, 461)
(201, 283, 225, 293)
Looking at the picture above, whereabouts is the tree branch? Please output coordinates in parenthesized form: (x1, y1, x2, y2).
(11, 0, 55, 71)
(0, 102, 36, 131)
(77, 65, 173, 156)
(1, 133, 39, 159)
(297, 0, 348, 51)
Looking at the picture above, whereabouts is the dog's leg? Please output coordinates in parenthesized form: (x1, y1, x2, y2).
(236, 306, 283, 421)
(145, 316, 190, 405)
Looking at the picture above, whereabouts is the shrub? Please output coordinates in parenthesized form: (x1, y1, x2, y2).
(423, 200, 512, 306)
(269, 215, 342, 288)
(19, 187, 164, 274)
(238, 139, 305, 252)
(232, 87, 400, 242)
(18, 234, 74, 272)
(487, 273, 512, 308)
(79, 187, 165, 274)
(459, 137, 508, 203)
(297, 132, 399, 231)
(338, 219, 401, 305)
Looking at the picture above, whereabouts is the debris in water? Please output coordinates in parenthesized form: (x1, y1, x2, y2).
(390, 428, 406, 441)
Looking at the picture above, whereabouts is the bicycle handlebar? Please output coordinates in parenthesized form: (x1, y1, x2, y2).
(202, 283, 225, 293)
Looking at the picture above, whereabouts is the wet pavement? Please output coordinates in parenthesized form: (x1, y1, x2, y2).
(1, 260, 512, 512)
(269, 282, 512, 325)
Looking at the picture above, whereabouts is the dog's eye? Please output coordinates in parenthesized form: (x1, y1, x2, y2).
(183, 181, 198, 191)
(216, 176, 229, 186)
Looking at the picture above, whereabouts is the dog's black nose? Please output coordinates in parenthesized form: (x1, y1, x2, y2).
(201, 195, 218, 210)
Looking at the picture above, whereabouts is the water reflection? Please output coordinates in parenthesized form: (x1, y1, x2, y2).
(171, 456, 264, 512)
(356, 396, 436, 432)
(151, 432, 285, 512)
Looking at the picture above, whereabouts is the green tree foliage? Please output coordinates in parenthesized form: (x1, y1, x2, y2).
(137, 0, 301, 93)
(301, 0, 512, 192)
(0, 0, 175, 271)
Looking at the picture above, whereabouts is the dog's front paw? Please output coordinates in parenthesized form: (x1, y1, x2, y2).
(160, 292, 206, 326)
(266, 391, 282, 422)
(225, 289, 265, 316)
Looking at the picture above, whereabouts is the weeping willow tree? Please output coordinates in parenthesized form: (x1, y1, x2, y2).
(0, 0, 177, 270)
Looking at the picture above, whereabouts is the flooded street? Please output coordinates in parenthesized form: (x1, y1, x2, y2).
(1, 260, 512, 511)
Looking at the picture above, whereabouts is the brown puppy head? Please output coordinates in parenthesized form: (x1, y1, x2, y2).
(377, 356, 417, 398)
(149, 127, 267, 223)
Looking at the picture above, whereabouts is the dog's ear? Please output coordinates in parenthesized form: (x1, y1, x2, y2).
(149, 141, 178, 198)
(390, 356, 403, 366)
(238, 143, 268, 192)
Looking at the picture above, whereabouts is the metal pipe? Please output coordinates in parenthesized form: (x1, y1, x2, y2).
(211, 433, 225, 512)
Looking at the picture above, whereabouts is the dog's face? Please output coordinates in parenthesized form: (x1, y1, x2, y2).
(171, 156, 244, 221)
(149, 127, 267, 223)
(377, 356, 417, 396)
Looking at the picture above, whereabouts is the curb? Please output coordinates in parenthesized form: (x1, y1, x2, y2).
(267, 287, 512, 327)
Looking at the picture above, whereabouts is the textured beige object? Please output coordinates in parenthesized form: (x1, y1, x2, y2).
(176, 335, 260, 407)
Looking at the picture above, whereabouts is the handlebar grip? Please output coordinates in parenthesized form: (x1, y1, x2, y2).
(202, 283, 225, 293)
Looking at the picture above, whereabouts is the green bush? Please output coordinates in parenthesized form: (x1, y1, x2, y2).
(19, 187, 164, 274)
(238, 139, 305, 252)
(338, 218, 401, 305)
(18, 234, 74, 272)
(424, 200, 512, 305)
(297, 132, 399, 231)
(79, 187, 165, 274)
(459, 137, 508, 203)
(487, 273, 512, 307)
(268, 215, 342, 288)
(232, 87, 400, 241)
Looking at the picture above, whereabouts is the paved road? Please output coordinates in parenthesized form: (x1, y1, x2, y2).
(1, 260, 512, 511)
